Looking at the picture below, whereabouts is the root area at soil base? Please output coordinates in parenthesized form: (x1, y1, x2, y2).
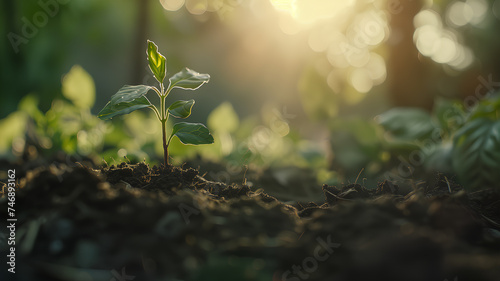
(1, 162, 500, 281)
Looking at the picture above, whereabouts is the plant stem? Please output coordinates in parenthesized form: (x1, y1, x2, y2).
(159, 83, 169, 165)
(162, 119, 168, 165)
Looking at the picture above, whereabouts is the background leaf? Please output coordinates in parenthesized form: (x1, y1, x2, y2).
(147, 40, 166, 84)
(168, 68, 210, 91)
(207, 102, 239, 133)
(98, 85, 153, 120)
(433, 98, 466, 136)
(168, 100, 195, 118)
(62, 65, 95, 109)
(171, 122, 214, 145)
(468, 92, 500, 121)
(452, 119, 500, 190)
(377, 108, 437, 141)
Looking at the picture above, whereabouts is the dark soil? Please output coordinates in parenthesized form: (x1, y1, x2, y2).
(1, 161, 500, 281)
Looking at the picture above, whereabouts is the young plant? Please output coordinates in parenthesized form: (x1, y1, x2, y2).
(98, 40, 214, 165)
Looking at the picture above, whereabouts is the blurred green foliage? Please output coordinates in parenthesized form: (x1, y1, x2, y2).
(0, 64, 319, 172)
(328, 92, 500, 190)
(0, 65, 159, 163)
(1, 0, 140, 118)
(0, 65, 103, 159)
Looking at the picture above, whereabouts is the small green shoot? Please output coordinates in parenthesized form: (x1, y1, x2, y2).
(98, 40, 214, 165)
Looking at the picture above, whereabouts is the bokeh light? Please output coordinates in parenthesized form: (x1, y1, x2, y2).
(447, 1, 475, 26)
(413, 7, 476, 70)
(268, 0, 390, 96)
(185, 0, 208, 15)
(160, 0, 185, 11)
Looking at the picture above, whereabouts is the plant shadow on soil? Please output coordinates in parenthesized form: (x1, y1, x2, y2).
(1, 159, 500, 281)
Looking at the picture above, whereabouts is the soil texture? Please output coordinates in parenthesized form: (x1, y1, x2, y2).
(1, 161, 500, 281)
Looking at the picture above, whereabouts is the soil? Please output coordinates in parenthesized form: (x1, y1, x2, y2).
(1, 160, 500, 281)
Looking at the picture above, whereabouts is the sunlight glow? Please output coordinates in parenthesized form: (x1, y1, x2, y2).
(160, 0, 185, 11)
(270, 0, 355, 23)
(293, 0, 355, 23)
(270, 0, 294, 13)
(270, 1, 390, 95)
(278, 13, 304, 35)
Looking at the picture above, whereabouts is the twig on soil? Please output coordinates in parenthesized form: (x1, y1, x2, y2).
(324, 189, 353, 202)
(444, 176, 452, 193)
(242, 165, 248, 186)
(195, 175, 226, 194)
(487, 200, 500, 208)
(481, 214, 500, 228)
(355, 168, 364, 185)
(298, 231, 304, 240)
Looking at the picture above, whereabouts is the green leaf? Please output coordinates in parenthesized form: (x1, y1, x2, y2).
(452, 119, 500, 190)
(147, 40, 166, 84)
(433, 98, 465, 135)
(98, 85, 153, 120)
(468, 93, 500, 121)
(0, 111, 27, 152)
(171, 122, 214, 145)
(168, 68, 210, 91)
(168, 100, 195, 119)
(62, 65, 95, 109)
(377, 108, 437, 141)
(423, 142, 454, 173)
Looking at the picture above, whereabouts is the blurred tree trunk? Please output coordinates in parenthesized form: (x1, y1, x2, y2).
(386, 0, 434, 110)
(1, 1, 25, 118)
(131, 0, 149, 85)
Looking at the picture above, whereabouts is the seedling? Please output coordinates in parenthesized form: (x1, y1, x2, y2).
(98, 40, 214, 165)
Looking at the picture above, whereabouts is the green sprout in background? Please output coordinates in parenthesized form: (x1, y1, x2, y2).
(98, 40, 214, 165)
